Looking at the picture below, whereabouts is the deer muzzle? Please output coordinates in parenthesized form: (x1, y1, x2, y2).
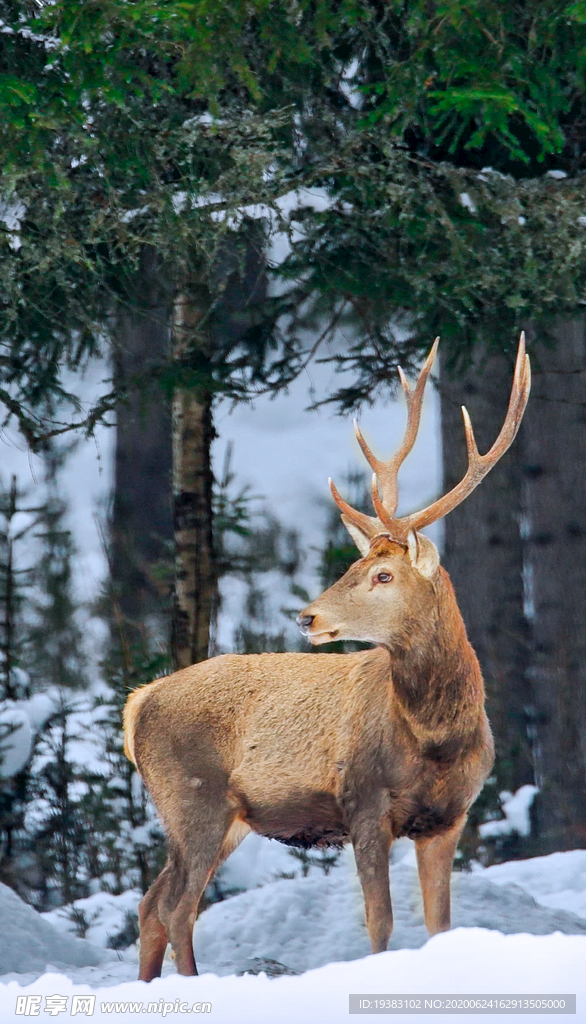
(296, 610, 340, 643)
(296, 613, 315, 635)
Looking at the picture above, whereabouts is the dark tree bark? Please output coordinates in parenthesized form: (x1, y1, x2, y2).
(523, 317, 586, 852)
(171, 288, 216, 670)
(112, 248, 173, 640)
(171, 224, 267, 669)
(113, 227, 265, 671)
(440, 348, 534, 797)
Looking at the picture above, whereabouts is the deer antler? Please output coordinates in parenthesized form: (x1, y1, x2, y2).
(329, 334, 530, 546)
(401, 333, 530, 533)
(329, 339, 439, 543)
(353, 337, 439, 518)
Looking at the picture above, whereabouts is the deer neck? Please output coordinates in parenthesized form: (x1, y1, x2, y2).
(388, 567, 484, 739)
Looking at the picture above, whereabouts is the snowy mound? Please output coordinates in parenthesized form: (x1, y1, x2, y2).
(482, 848, 586, 919)
(1, 930, 585, 1024)
(42, 890, 142, 949)
(5, 844, 586, 993)
(194, 849, 586, 975)
(0, 883, 113, 975)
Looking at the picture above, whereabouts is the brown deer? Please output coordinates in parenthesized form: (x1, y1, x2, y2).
(124, 335, 530, 981)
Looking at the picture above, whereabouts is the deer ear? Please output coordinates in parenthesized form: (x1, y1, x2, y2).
(407, 530, 440, 579)
(341, 515, 372, 557)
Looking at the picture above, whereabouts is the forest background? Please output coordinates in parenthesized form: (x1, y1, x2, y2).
(1, 0, 586, 947)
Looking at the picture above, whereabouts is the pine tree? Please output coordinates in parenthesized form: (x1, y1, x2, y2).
(11, 448, 90, 907)
(27, 691, 88, 909)
(0, 476, 42, 701)
(84, 542, 170, 899)
(0, 475, 45, 894)
(27, 446, 87, 693)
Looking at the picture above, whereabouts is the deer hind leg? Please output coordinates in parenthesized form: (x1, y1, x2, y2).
(197, 817, 251, 914)
(138, 851, 182, 982)
(415, 814, 466, 936)
(166, 815, 251, 976)
(351, 813, 394, 954)
(154, 789, 251, 977)
(137, 794, 247, 981)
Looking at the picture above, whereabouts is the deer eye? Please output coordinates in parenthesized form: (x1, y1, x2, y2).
(374, 572, 393, 584)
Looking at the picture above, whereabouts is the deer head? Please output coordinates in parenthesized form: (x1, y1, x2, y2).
(298, 335, 531, 647)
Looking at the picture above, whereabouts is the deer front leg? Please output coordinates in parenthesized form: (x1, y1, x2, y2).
(415, 814, 466, 936)
(351, 814, 394, 954)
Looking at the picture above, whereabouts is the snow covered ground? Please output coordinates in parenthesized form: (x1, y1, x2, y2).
(42, 890, 143, 951)
(0, 880, 108, 977)
(2, 842, 586, 1021)
(1, 932, 584, 1024)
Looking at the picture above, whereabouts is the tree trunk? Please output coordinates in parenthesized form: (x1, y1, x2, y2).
(170, 225, 266, 669)
(440, 348, 533, 797)
(523, 317, 586, 852)
(171, 291, 216, 669)
(112, 248, 173, 641)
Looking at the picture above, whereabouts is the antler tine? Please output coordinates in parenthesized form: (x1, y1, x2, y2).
(370, 474, 396, 532)
(403, 334, 530, 533)
(328, 477, 380, 540)
(392, 337, 440, 468)
(355, 338, 439, 518)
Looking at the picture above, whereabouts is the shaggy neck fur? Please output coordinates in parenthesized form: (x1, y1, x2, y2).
(388, 567, 485, 739)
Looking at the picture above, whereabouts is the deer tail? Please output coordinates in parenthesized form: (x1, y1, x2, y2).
(123, 684, 152, 768)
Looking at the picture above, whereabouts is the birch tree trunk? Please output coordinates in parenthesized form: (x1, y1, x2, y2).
(170, 225, 266, 669)
(171, 291, 216, 669)
(440, 348, 534, 795)
(523, 318, 586, 852)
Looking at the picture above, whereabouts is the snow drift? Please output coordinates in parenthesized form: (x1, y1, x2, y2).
(0, 882, 112, 975)
(194, 846, 586, 975)
(1, 930, 585, 1024)
(2, 842, 586, 1023)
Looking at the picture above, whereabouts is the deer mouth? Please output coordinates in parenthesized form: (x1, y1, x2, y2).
(308, 629, 340, 644)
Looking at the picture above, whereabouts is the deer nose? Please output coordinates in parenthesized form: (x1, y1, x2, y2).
(296, 613, 314, 635)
